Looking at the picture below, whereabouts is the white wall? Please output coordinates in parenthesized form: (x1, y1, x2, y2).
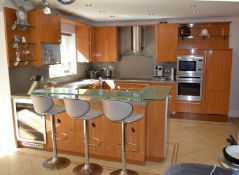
(228, 17, 239, 117)
(0, 10, 16, 149)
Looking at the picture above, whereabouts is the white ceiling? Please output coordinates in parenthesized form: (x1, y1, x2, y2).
(29, 0, 239, 21)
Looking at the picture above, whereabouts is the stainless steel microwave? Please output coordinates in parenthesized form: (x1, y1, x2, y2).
(177, 55, 204, 75)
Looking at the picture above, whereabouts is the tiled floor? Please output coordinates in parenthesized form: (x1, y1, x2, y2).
(0, 118, 238, 175)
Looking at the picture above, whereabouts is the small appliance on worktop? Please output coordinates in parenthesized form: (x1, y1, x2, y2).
(154, 65, 166, 80)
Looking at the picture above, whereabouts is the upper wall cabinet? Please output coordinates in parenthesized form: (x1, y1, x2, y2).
(76, 23, 90, 62)
(38, 12, 61, 44)
(156, 24, 178, 62)
(90, 26, 119, 62)
(4, 7, 61, 67)
(178, 22, 230, 49)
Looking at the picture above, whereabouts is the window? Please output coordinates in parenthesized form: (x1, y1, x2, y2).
(49, 33, 77, 78)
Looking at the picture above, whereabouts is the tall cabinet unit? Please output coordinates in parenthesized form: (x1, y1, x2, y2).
(90, 26, 119, 62)
(177, 22, 232, 116)
(204, 50, 232, 115)
(156, 24, 178, 62)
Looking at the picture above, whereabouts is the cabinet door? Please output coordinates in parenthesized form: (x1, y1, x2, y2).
(40, 13, 61, 43)
(205, 50, 232, 91)
(46, 112, 82, 153)
(156, 24, 178, 62)
(204, 91, 230, 115)
(204, 49, 232, 115)
(91, 26, 118, 62)
(76, 24, 90, 62)
(126, 106, 145, 162)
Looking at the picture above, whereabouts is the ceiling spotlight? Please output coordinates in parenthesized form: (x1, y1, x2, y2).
(110, 15, 115, 18)
(58, 0, 76, 5)
(148, 12, 154, 15)
(98, 10, 105, 13)
(85, 3, 92, 6)
(42, 0, 51, 14)
(192, 10, 197, 14)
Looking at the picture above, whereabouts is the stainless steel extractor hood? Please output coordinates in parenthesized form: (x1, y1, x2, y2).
(122, 25, 153, 57)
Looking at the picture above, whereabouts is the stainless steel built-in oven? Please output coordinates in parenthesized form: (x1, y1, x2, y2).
(177, 55, 204, 75)
(13, 98, 47, 145)
(176, 75, 203, 101)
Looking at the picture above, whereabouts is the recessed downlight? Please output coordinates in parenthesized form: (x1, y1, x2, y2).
(97, 10, 105, 13)
(85, 3, 92, 6)
(110, 15, 115, 18)
(192, 10, 197, 14)
(148, 12, 154, 16)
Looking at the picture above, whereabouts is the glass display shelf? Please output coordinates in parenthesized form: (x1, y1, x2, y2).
(178, 35, 229, 40)
(8, 23, 34, 31)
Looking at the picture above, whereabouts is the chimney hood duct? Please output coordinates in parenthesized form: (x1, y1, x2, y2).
(122, 25, 153, 57)
(132, 26, 142, 53)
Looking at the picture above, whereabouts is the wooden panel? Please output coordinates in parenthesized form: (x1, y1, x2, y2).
(146, 100, 166, 160)
(175, 101, 203, 113)
(177, 49, 205, 56)
(156, 24, 178, 62)
(91, 26, 118, 62)
(3, 7, 40, 67)
(76, 24, 90, 62)
(204, 91, 230, 115)
(90, 26, 98, 62)
(151, 83, 176, 113)
(115, 82, 149, 90)
(205, 50, 232, 91)
(40, 12, 61, 44)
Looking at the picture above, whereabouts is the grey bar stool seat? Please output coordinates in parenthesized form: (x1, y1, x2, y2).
(31, 95, 71, 171)
(64, 98, 103, 175)
(102, 99, 144, 175)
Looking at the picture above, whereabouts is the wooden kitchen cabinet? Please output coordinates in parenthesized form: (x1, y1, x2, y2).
(38, 12, 61, 44)
(90, 26, 119, 62)
(4, 7, 61, 67)
(204, 49, 232, 115)
(76, 23, 91, 62)
(156, 24, 178, 62)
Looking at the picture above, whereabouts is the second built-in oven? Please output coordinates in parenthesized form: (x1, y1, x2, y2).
(176, 75, 203, 102)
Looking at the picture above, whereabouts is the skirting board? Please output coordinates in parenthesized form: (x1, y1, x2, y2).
(229, 110, 239, 118)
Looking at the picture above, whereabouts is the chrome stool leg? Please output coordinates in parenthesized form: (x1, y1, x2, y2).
(110, 123, 138, 175)
(73, 120, 102, 175)
(43, 115, 71, 171)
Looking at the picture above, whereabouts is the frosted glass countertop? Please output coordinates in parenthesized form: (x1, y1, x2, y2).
(33, 86, 171, 100)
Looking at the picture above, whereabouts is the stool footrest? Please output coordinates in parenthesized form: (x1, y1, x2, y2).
(83, 137, 101, 147)
(118, 142, 138, 152)
(55, 133, 68, 140)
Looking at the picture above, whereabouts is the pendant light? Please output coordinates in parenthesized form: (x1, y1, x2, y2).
(41, 0, 76, 14)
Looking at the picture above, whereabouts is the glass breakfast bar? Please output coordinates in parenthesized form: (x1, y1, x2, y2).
(32, 86, 171, 101)
(32, 86, 172, 164)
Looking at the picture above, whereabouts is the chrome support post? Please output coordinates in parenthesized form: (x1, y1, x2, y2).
(42, 115, 71, 170)
(73, 119, 102, 175)
(51, 115, 58, 160)
(121, 122, 127, 175)
(83, 120, 90, 171)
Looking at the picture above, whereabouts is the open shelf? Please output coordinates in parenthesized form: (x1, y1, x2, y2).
(178, 35, 229, 40)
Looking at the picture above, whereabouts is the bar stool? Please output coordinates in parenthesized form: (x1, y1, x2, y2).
(64, 98, 103, 175)
(31, 95, 71, 170)
(102, 99, 144, 175)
